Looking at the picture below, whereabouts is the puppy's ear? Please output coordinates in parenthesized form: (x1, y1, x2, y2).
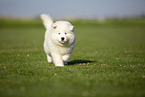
(53, 26, 57, 29)
(52, 24, 57, 29)
(69, 25, 74, 30)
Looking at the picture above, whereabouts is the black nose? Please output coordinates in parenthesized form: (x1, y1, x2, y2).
(61, 37, 64, 41)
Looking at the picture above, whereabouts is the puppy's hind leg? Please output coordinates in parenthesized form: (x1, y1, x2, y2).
(47, 55, 52, 63)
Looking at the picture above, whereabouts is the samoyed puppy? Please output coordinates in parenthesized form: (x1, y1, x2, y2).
(40, 14, 75, 66)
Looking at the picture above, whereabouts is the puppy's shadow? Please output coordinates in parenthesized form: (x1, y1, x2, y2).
(67, 60, 96, 65)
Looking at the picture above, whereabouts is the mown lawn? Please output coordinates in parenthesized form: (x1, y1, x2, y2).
(0, 18, 145, 97)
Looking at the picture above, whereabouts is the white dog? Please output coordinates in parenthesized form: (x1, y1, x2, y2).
(40, 14, 75, 66)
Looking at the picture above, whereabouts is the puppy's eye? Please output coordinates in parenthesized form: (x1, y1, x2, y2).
(65, 33, 67, 34)
(58, 33, 60, 35)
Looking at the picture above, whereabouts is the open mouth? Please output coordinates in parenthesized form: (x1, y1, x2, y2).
(60, 40, 67, 44)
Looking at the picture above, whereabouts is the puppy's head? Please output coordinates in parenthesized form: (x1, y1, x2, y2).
(51, 21, 75, 46)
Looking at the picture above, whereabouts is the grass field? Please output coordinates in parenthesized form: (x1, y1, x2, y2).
(0, 18, 145, 97)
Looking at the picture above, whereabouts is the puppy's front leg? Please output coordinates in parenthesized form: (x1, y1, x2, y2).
(51, 53, 64, 67)
(62, 54, 70, 65)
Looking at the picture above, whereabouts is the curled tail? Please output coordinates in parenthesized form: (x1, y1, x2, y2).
(40, 14, 53, 29)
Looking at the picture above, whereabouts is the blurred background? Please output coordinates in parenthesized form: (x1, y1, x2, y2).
(0, 0, 145, 19)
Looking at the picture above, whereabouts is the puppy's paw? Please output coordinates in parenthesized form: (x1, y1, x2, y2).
(55, 64, 64, 67)
(62, 55, 70, 61)
(64, 61, 68, 65)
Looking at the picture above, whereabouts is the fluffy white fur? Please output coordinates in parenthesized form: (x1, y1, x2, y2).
(40, 14, 75, 66)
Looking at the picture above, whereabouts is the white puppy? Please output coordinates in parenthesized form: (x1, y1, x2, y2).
(40, 14, 75, 66)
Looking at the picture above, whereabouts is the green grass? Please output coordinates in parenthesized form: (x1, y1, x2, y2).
(0, 18, 145, 97)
